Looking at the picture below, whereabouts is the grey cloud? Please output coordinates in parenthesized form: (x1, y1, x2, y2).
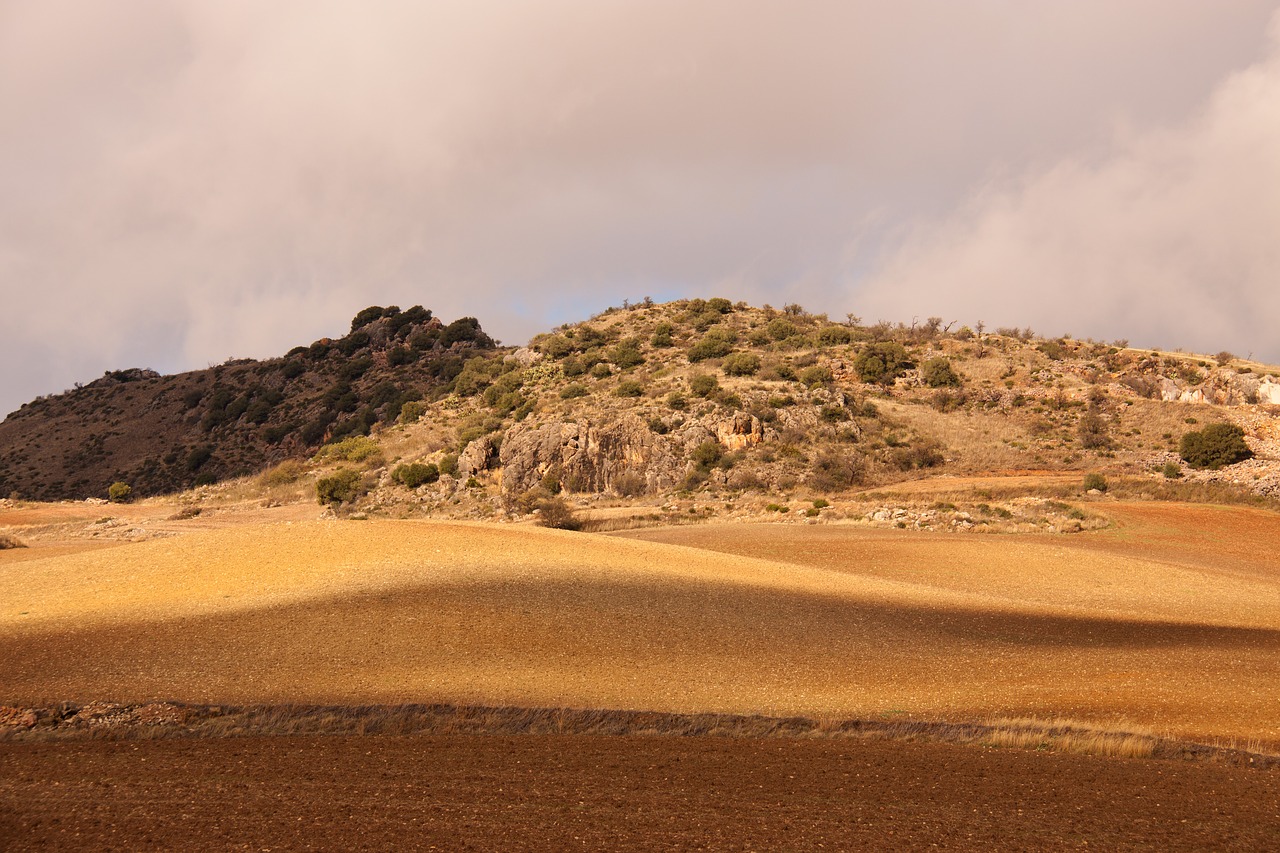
(2, 0, 1277, 417)
(854, 13, 1280, 359)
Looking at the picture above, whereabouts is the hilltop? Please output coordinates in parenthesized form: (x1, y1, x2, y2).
(2, 298, 1278, 514)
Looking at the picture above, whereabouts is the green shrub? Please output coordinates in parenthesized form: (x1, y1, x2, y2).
(766, 318, 799, 341)
(393, 462, 439, 489)
(1082, 472, 1109, 493)
(812, 498, 830, 509)
(920, 357, 961, 388)
(609, 340, 645, 369)
(318, 435, 382, 464)
(316, 469, 362, 505)
(798, 366, 832, 388)
(1179, 423, 1253, 470)
(689, 374, 719, 398)
(722, 352, 761, 377)
(690, 440, 724, 468)
(687, 329, 735, 362)
(1161, 461, 1183, 479)
(817, 325, 852, 346)
(560, 383, 589, 399)
(107, 481, 132, 503)
(439, 454, 459, 477)
(590, 363, 613, 379)
(706, 297, 734, 314)
(854, 342, 912, 384)
(651, 325, 674, 348)
(398, 400, 426, 424)
(615, 380, 645, 397)
(539, 334, 575, 358)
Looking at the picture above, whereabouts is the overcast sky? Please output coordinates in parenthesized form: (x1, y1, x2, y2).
(3, 1, 1279, 418)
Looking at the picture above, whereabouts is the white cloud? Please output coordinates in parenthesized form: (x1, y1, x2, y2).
(854, 12, 1280, 359)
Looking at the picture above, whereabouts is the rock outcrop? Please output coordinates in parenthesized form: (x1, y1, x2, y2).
(497, 412, 767, 495)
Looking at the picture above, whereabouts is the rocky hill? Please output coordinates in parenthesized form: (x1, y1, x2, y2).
(0, 306, 495, 501)
(3, 298, 1279, 508)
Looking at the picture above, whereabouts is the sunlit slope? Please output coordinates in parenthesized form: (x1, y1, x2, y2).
(3, 517, 1279, 743)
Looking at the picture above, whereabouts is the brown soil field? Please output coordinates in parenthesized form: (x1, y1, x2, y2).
(3, 734, 1278, 852)
(3, 502, 1279, 745)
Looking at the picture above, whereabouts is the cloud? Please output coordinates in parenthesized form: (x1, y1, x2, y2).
(854, 12, 1280, 360)
(1, 1, 1277, 417)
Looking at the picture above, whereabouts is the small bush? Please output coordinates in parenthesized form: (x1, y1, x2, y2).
(687, 330, 735, 362)
(1077, 411, 1112, 450)
(689, 374, 720, 398)
(535, 496, 581, 530)
(560, 383, 589, 399)
(651, 322, 675, 348)
(722, 352, 761, 377)
(590, 363, 613, 379)
(798, 366, 832, 388)
(107, 482, 132, 503)
(319, 435, 382, 464)
(1083, 472, 1109, 493)
(1161, 461, 1183, 479)
(817, 325, 852, 346)
(259, 460, 306, 488)
(316, 469, 362, 505)
(398, 400, 426, 423)
(393, 462, 440, 489)
(438, 454, 459, 477)
(854, 342, 912, 384)
(609, 340, 645, 369)
(767, 318, 799, 341)
(612, 471, 647, 497)
(920, 358, 961, 388)
(812, 498, 830, 509)
(690, 441, 724, 468)
(890, 442, 945, 471)
(1179, 423, 1253, 470)
(615, 380, 645, 398)
(809, 452, 863, 491)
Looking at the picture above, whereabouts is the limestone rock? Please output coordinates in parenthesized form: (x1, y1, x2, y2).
(499, 416, 688, 495)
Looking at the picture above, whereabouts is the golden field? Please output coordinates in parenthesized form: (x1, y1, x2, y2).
(2, 497, 1278, 748)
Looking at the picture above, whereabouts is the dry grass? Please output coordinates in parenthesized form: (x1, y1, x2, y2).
(982, 717, 1158, 759)
(9, 702, 1278, 769)
(0, 532, 27, 550)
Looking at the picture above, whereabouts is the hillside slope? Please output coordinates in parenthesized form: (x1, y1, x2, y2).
(0, 307, 494, 500)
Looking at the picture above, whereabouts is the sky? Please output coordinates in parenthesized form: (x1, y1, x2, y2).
(3, 1, 1279, 418)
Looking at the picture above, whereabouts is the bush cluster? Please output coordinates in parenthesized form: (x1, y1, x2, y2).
(316, 469, 362, 505)
(1179, 424, 1253, 469)
(393, 462, 440, 489)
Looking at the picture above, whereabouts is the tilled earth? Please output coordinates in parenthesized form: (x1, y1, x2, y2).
(2, 734, 1278, 851)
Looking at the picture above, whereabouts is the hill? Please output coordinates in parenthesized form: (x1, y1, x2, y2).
(2, 298, 1279, 508)
(0, 306, 495, 501)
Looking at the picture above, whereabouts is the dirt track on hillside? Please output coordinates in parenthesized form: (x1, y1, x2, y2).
(3, 734, 1278, 852)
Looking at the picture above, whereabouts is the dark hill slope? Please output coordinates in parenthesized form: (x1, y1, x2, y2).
(0, 307, 497, 501)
